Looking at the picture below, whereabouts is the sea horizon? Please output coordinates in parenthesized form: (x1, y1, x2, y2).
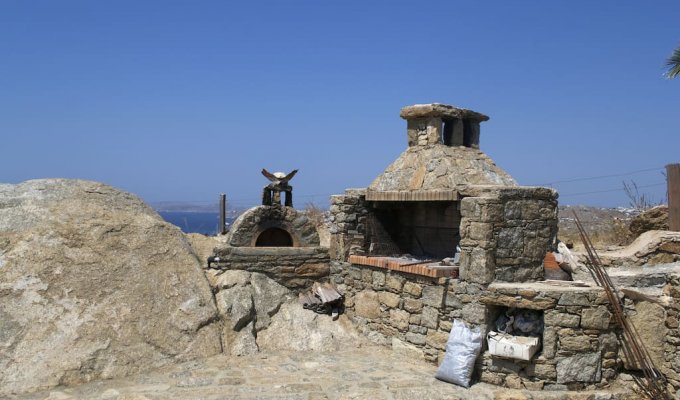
(158, 211, 234, 235)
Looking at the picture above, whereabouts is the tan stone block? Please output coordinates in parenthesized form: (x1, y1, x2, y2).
(522, 380, 544, 390)
(425, 329, 449, 350)
(386, 274, 404, 291)
(403, 282, 422, 297)
(581, 305, 613, 330)
(378, 291, 400, 308)
(624, 300, 667, 369)
(559, 334, 594, 352)
(468, 222, 494, 241)
(409, 166, 426, 190)
(389, 309, 410, 331)
(372, 271, 385, 287)
(439, 320, 453, 332)
(533, 363, 557, 380)
(403, 298, 423, 313)
(421, 286, 444, 307)
(544, 310, 580, 327)
(504, 375, 523, 389)
(294, 263, 330, 277)
(480, 370, 504, 385)
(354, 290, 380, 319)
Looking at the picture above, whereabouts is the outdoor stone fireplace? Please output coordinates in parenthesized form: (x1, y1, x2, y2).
(326, 104, 680, 394)
(329, 103, 620, 389)
(331, 103, 557, 283)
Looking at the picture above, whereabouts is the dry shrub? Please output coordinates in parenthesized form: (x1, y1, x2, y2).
(304, 202, 326, 229)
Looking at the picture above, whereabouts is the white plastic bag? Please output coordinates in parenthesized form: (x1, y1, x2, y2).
(435, 319, 483, 387)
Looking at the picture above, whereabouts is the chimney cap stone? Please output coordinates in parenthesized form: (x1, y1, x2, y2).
(400, 103, 489, 122)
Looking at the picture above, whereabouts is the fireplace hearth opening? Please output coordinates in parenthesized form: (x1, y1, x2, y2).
(366, 201, 461, 259)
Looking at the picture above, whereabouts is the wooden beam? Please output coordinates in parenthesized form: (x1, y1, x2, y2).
(667, 164, 680, 231)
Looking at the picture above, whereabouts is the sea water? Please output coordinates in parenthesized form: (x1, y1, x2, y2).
(158, 212, 233, 235)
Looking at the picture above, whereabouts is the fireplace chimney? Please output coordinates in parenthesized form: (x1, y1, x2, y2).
(400, 103, 489, 149)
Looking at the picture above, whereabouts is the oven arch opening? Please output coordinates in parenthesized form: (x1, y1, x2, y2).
(255, 227, 294, 247)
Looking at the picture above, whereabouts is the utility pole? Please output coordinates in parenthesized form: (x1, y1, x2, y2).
(667, 164, 680, 231)
(219, 193, 227, 235)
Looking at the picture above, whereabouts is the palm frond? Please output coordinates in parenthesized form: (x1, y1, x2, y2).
(665, 46, 680, 79)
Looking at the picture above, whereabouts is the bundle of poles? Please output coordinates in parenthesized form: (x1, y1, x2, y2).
(573, 211, 671, 399)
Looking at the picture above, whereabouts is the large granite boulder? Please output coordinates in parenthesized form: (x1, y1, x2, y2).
(0, 179, 222, 396)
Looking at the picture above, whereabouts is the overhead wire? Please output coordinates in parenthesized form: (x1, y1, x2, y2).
(153, 166, 668, 206)
(559, 182, 666, 198)
(534, 166, 664, 186)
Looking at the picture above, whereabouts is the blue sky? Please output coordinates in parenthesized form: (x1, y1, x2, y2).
(1, 1, 678, 208)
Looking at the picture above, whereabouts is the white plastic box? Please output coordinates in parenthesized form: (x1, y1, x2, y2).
(487, 331, 540, 361)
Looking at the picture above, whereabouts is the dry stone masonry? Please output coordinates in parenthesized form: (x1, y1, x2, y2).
(208, 204, 330, 290)
(328, 103, 680, 394)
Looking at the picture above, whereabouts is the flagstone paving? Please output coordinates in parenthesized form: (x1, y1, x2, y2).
(7, 346, 637, 400)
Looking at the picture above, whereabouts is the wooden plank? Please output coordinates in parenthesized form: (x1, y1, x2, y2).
(668, 164, 680, 231)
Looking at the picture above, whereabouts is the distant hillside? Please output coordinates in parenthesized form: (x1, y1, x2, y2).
(150, 201, 247, 215)
(149, 201, 219, 213)
(558, 205, 638, 250)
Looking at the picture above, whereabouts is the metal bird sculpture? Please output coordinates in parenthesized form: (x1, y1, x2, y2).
(261, 169, 298, 186)
(261, 169, 298, 207)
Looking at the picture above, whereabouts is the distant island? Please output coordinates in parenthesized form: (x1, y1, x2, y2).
(149, 201, 222, 213)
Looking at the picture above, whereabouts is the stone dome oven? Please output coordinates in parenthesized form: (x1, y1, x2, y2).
(226, 205, 320, 248)
(209, 201, 329, 291)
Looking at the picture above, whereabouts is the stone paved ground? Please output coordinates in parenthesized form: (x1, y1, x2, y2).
(7, 346, 636, 400)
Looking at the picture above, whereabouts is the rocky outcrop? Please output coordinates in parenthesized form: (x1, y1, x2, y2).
(185, 233, 221, 268)
(629, 205, 669, 237)
(594, 230, 680, 267)
(213, 270, 292, 356)
(0, 179, 222, 396)
(257, 300, 363, 352)
(211, 270, 362, 355)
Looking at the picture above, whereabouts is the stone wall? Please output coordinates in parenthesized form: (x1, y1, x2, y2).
(329, 189, 369, 261)
(209, 246, 330, 290)
(332, 261, 486, 365)
(333, 263, 622, 390)
(458, 187, 558, 284)
(479, 283, 617, 391)
(329, 186, 557, 284)
(650, 273, 680, 392)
